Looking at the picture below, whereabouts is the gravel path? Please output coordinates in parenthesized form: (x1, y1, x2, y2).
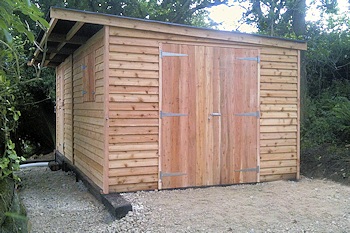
(19, 167, 350, 233)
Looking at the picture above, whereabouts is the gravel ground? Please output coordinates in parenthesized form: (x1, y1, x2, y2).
(18, 167, 350, 233)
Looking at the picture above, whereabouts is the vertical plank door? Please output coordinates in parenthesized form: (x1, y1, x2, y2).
(219, 48, 259, 184)
(160, 44, 197, 189)
(161, 44, 259, 189)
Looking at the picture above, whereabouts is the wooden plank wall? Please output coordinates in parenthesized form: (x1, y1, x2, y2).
(259, 47, 299, 181)
(106, 27, 300, 192)
(72, 31, 105, 189)
(108, 27, 160, 192)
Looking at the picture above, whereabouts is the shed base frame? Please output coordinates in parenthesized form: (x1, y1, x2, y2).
(55, 150, 132, 219)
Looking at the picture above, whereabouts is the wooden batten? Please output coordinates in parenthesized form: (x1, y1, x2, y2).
(296, 50, 301, 179)
(256, 49, 261, 183)
(103, 26, 110, 194)
(158, 43, 163, 190)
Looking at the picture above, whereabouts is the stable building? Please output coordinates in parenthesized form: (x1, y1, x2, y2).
(33, 7, 307, 194)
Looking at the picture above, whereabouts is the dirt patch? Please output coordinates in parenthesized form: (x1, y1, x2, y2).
(18, 167, 350, 232)
(301, 145, 350, 185)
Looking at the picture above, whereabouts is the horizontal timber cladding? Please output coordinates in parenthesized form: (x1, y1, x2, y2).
(108, 33, 160, 193)
(105, 26, 300, 192)
(259, 47, 299, 181)
(72, 29, 105, 189)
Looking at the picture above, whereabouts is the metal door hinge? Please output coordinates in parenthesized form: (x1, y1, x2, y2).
(160, 50, 188, 58)
(234, 111, 260, 118)
(234, 166, 260, 173)
(160, 111, 188, 119)
(237, 56, 260, 63)
(160, 171, 187, 179)
(82, 90, 87, 95)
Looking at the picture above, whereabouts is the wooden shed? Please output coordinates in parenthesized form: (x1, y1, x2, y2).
(33, 7, 307, 194)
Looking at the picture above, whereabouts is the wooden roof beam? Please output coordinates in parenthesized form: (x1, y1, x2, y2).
(30, 18, 58, 66)
(47, 46, 76, 55)
(48, 33, 87, 44)
(48, 22, 85, 64)
(66, 21, 85, 40)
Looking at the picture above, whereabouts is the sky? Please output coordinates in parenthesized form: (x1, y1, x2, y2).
(209, 0, 350, 33)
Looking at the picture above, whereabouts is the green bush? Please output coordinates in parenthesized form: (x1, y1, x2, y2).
(302, 81, 350, 148)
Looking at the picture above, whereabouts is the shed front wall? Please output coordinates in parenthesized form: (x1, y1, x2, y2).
(107, 27, 300, 192)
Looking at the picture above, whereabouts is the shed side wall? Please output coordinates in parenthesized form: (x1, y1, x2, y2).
(72, 30, 105, 189)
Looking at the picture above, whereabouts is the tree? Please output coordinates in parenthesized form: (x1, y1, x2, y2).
(240, 0, 338, 37)
(34, 0, 228, 26)
(0, 0, 48, 178)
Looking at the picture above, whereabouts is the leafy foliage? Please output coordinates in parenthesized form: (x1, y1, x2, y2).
(0, 0, 47, 179)
(306, 16, 350, 97)
(0, 40, 26, 179)
(0, 0, 48, 42)
(302, 89, 350, 147)
(301, 13, 350, 147)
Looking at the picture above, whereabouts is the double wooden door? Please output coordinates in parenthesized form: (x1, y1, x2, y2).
(160, 43, 259, 189)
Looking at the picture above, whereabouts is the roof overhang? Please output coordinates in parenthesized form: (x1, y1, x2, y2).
(32, 7, 307, 68)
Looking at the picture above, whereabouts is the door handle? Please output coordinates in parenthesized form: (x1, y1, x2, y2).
(208, 112, 221, 120)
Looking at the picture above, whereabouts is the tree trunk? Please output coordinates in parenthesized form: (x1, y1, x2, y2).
(292, 0, 306, 37)
(292, 0, 307, 125)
